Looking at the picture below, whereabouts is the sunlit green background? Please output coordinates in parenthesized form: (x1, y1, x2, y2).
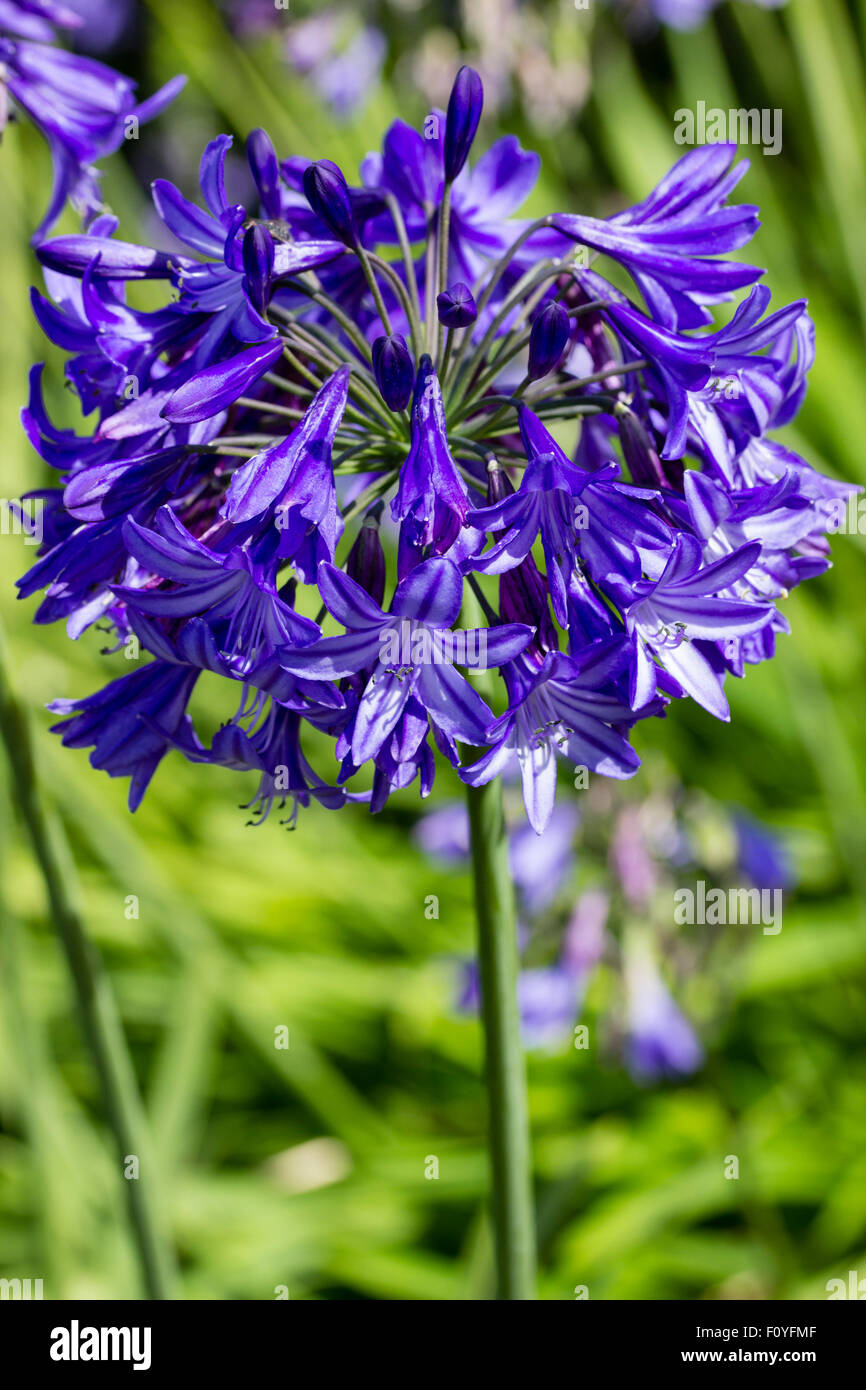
(1, 0, 865, 1300)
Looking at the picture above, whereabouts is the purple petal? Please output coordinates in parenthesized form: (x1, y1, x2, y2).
(280, 629, 383, 680)
(464, 136, 540, 221)
(37, 234, 191, 280)
(317, 562, 386, 629)
(222, 366, 349, 520)
(163, 339, 284, 425)
(152, 178, 225, 257)
(416, 661, 493, 745)
(391, 556, 464, 627)
(352, 669, 412, 763)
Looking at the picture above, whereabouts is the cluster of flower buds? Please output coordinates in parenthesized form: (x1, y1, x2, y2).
(18, 62, 852, 830)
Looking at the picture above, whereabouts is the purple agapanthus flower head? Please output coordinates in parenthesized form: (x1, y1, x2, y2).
(16, 64, 849, 829)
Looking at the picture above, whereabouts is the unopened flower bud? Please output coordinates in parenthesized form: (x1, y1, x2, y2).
(615, 403, 667, 488)
(346, 502, 386, 608)
(444, 66, 483, 182)
(500, 552, 558, 656)
(242, 223, 275, 316)
(372, 334, 414, 412)
(485, 457, 513, 505)
(437, 282, 477, 329)
(302, 159, 358, 248)
(528, 301, 569, 380)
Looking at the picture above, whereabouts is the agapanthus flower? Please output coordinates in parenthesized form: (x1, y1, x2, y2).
(638, 0, 786, 32)
(419, 772, 770, 1077)
(624, 939, 704, 1083)
(18, 66, 851, 831)
(60, 0, 135, 55)
(733, 810, 793, 891)
(285, 12, 386, 121)
(0, 0, 184, 242)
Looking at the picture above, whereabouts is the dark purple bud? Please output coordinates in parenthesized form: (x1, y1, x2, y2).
(246, 128, 281, 220)
(557, 272, 620, 376)
(485, 458, 513, 505)
(444, 66, 484, 182)
(372, 334, 414, 412)
(484, 460, 551, 654)
(437, 282, 477, 329)
(346, 503, 386, 609)
(302, 159, 358, 248)
(500, 554, 558, 657)
(486, 459, 556, 653)
(242, 224, 275, 316)
(615, 404, 668, 488)
(528, 301, 569, 380)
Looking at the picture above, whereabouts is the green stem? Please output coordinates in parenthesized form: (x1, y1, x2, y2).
(285, 278, 374, 362)
(465, 778, 537, 1300)
(367, 252, 423, 362)
(436, 183, 452, 367)
(0, 624, 176, 1300)
(356, 246, 394, 337)
(382, 193, 423, 354)
(440, 326, 456, 385)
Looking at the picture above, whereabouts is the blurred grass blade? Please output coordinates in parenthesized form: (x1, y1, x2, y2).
(0, 618, 177, 1299)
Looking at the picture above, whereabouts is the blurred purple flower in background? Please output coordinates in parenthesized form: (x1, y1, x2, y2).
(510, 803, 579, 913)
(733, 810, 793, 891)
(417, 787, 707, 1073)
(414, 772, 782, 1081)
(286, 12, 386, 119)
(0, 0, 183, 240)
(61, 0, 134, 53)
(459, 956, 582, 1048)
(611, 804, 658, 909)
(223, 0, 285, 40)
(625, 940, 704, 1083)
(647, 0, 786, 31)
(412, 798, 578, 912)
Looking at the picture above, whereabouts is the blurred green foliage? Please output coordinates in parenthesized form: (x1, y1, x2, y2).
(0, 0, 865, 1300)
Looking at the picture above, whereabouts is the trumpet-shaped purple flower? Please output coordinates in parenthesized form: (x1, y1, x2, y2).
(48, 659, 199, 811)
(1, 3, 184, 242)
(167, 703, 359, 826)
(555, 145, 761, 330)
(625, 533, 773, 718)
(113, 506, 320, 668)
(468, 405, 670, 623)
(221, 366, 350, 579)
(392, 356, 470, 562)
(280, 557, 531, 764)
(605, 287, 807, 460)
(460, 640, 641, 834)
